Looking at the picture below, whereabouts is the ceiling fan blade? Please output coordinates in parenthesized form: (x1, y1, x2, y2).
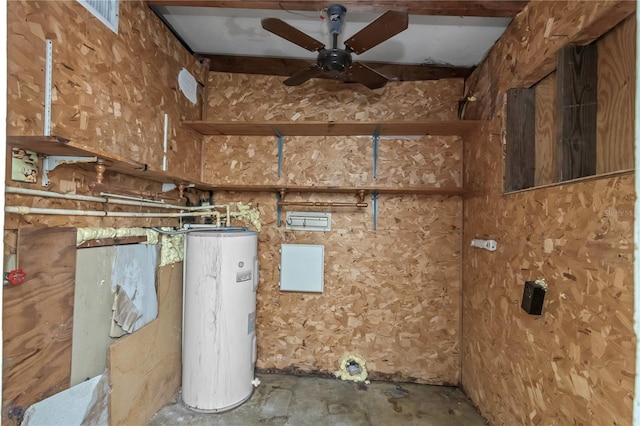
(261, 18, 325, 52)
(284, 64, 324, 86)
(344, 11, 409, 55)
(348, 62, 389, 89)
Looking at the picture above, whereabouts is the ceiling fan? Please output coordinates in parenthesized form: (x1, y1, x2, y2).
(261, 4, 409, 89)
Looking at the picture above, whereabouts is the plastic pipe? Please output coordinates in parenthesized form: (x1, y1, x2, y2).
(5, 205, 220, 224)
(6, 187, 230, 218)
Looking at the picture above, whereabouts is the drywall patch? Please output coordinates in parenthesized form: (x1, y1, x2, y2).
(22, 373, 109, 425)
(111, 244, 158, 333)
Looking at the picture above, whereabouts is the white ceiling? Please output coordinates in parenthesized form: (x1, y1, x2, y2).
(154, 6, 511, 67)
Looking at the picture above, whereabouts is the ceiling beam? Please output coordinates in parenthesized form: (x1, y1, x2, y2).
(200, 54, 474, 81)
(147, 1, 528, 17)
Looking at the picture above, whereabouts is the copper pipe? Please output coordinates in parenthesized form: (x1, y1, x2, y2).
(277, 201, 367, 208)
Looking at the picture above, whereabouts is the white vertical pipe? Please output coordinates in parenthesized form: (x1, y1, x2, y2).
(633, 7, 640, 426)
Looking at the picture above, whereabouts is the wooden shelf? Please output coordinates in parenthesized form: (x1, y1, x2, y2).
(7, 135, 463, 196)
(7, 135, 196, 187)
(182, 120, 482, 137)
(195, 184, 464, 196)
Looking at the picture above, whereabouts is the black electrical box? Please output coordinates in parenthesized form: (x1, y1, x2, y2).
(521, 281, 546, 315)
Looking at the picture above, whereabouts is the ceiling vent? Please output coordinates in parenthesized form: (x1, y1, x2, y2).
(77, 0, 119, 34)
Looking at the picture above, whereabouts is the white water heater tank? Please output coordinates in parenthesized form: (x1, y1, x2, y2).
(182, 230, 259, 412)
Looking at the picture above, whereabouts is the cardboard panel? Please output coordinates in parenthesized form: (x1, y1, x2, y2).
(108, 263, 183, 426)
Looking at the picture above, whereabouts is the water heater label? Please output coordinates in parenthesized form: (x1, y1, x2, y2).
(248, 311, 255, 334)
(236, 270, 252, 283)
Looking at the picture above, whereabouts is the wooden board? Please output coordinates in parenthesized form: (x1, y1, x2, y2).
(2, 227, 77, 423)
(556, 44, 598, 181)
(148, 0, 527, 17)
(534, 72, 557, 186)
(597, 15, 635, 174)
(108, 263, 183, 426)
(505, 88, 536, 191)
(183, 120, 481, 137)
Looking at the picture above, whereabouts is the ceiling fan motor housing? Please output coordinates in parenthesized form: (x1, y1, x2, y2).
(317, 48, 352, 74)
(326, 4, 347, 35)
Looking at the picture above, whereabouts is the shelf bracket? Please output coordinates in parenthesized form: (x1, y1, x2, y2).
(42, 155, 97, 187)
(44, 39, 53, 137)
(372, 124, 380, 179)
(276, 189, 286, 227)
(272, 126, 284, 178)
(371, 191, 379, 231)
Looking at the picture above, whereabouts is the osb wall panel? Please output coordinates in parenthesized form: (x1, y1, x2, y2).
(597, 15, 635, 174)
(203, 135, 461, 188)
(206, 73, 461, 121)
(108, 263, 183, 426)
(464, 139, 634, 424)
(462, 116, 634, 423)
(7, 0, 206, 184)
(215, 191, 461, 384)
(202, 73, 464, 383)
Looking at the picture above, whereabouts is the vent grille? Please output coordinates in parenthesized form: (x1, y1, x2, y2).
(77, 0, 119, 34)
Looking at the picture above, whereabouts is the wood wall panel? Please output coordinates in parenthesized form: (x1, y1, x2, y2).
(534, 72, 557, 186)
(597, 15, 635, 174)
(214, 192, 461, 384)
(7, 0, 205, 184)
(6, 0, 206, 229)
(505, 88, 536, 191)
(204, 74, 464, 384)
(461, 13, 635, 426)
(202, 135, 461, 188)
(108, 263, 183, 426)
(207, 73, 462, 122)
(2, 228, 77, 424)
(556, 44, 598, 181)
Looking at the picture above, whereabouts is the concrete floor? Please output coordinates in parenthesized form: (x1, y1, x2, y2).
(150, 374, 486, 425)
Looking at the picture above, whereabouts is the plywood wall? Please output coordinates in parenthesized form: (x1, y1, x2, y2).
(203, 74, 464, 384)
(597, 15, 636, 174)
(3, 228, 77, 424)
(6, 0, 207, 229)
(461, 13, 635, 426)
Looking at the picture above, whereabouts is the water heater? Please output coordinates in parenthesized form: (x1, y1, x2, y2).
(182, 230, 259, 412)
